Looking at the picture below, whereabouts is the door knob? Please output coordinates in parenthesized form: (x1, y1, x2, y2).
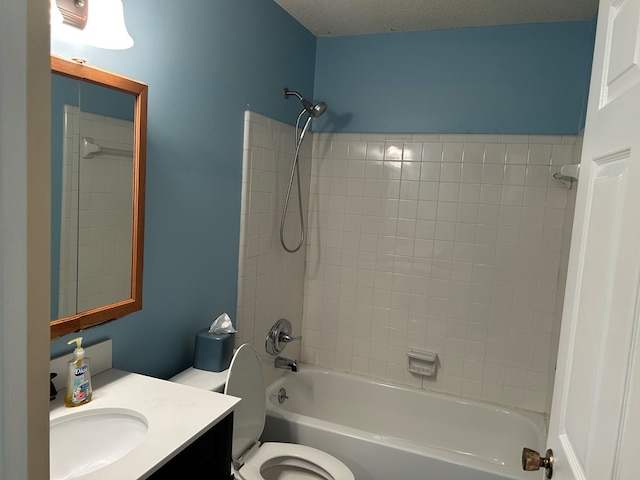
(522, 447, 554, 479)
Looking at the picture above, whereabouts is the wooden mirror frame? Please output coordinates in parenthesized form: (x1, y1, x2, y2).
(50, 56, 147, 339)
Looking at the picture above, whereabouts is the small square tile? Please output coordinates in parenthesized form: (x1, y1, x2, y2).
(458, 184, 481, 203)
(551, 144, 574, 166)
(525, 165, 550, 187)
(546, 188, 568, 209)
(528, 144, 552, 165)
(420, 162, 441, 181)
(480, 184, 503, 205)
(461, 164, 483, 183)
(499, 206, 523, 226)
(462, 143, 485, 164)
(401, 162, 421, 181)
(381, 179, 400, 199)
(438, 183, 460, 202)
(422, 143, 443, 163)
(481, 382, 504, 404)
(475, 224, 498, 244)
(484, 144, 507, 164)
(366, 143, 385, 161)
(441, 163, 462, 182)
(453, 243, 475, 263)
(504, 165, 526, 185)
(384, 142, 404, 160)
(435, 221, 456, 241)
(501, 185, 524, 206)
(483, 164, 505, 184)
(457, 203, 479, 223)
(443, 143, 464, 163)
(463, 359, 485, 379)
(436, 202, 458, 221)
(523, 186, 548, 207)
(506, 144, 528, 165)
(365, 160, 383, 179)
(478, 205, 500, 225)
(403, 142, 423, 161)
(348, 141, 367, 159)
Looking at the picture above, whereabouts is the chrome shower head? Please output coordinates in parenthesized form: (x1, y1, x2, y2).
(284, 87, 327, 118)
(310, 101, 327, 118)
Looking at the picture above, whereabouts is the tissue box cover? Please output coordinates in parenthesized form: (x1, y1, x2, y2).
(193, 328, 235, 372)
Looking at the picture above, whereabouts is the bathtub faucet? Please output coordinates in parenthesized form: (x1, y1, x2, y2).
(275, 356, 298, 372)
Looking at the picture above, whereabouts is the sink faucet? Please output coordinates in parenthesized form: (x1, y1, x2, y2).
(275, 356, 298, 372)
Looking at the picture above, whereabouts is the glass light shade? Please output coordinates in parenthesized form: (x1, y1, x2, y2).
(83, 0, 134, 50)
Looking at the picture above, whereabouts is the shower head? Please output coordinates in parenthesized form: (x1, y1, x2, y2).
(310, 101, 327, 118)
(284, 87, 327, 118)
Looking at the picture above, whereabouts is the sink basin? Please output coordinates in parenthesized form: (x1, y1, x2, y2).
(50, 408, 148, 479)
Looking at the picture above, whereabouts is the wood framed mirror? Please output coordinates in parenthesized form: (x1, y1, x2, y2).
(50, 56, 147, 339)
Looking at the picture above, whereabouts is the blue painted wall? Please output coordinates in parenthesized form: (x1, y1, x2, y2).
(313, 21, 595, 134)
(50, 0, 316, 378)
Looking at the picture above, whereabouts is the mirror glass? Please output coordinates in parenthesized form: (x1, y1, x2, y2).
(50, 56, 147, 339)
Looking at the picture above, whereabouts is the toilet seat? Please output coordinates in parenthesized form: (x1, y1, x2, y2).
(237, 442, 353, 480)
(225, 344, 354, 480)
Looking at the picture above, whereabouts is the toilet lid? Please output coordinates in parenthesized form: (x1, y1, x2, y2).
(224, 343, 266, 462)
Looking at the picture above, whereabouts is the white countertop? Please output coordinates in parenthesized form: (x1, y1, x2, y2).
(50, 369, 239, 479)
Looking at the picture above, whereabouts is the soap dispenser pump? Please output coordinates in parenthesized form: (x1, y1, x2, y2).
(65, 337, 92, 407)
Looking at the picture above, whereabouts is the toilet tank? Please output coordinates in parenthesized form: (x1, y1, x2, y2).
(170, 367, 227, 393)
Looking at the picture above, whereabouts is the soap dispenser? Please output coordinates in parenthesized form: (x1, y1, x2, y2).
(65, 337, 92, 407)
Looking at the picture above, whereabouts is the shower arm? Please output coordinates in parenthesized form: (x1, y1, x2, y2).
(284, 87, 324, 118)
(283, 88, 303, 101)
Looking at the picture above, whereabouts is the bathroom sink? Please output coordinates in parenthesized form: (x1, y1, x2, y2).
(50, 408, 148, 479)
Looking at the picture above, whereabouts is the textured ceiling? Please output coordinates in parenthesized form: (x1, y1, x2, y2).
(274, 0, 599, 36)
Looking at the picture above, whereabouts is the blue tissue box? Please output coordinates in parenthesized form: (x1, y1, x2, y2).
(193, 328, 235, 372)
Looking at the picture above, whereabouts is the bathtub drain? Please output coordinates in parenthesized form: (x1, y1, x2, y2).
(277, 388, 288, 404)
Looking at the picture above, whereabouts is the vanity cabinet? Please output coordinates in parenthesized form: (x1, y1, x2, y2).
(148, 413, 233, 479)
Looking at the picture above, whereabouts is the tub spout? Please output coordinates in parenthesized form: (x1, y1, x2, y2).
(275, 356, 298, 372)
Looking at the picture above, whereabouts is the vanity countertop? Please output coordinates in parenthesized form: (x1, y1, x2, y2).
(50, 368, 239, 479)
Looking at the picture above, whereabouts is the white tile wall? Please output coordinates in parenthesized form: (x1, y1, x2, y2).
(57, 106, 134, 317)
(546, 132, 581, 414)
(237, 114, 580, 414)
(236, 111, 311, 385)
(302, 132, 579, 414)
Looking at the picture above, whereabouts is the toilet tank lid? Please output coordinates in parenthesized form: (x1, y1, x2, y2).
(170, 367, 227, 392)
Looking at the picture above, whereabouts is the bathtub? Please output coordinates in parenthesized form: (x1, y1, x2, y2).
(262, 367, 545, 480)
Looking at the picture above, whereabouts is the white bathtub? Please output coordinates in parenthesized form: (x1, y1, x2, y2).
(262, 367, 545, 480)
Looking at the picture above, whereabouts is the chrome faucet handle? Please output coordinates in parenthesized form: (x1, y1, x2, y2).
(279, 332, 301, 343)
(266, 318, 301, 355)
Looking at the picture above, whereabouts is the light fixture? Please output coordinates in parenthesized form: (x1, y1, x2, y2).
(50, 0, 65, 26)
(55, 0, 88, 28)
(83, 0, 134, 50)
(52, 0, 134, 50)
(51, 0, 84, 44)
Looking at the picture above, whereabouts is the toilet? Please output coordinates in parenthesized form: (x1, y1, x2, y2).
(172, 343, 354, 480)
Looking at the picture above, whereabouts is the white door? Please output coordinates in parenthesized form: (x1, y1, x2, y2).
(533, 1, 640, 479)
